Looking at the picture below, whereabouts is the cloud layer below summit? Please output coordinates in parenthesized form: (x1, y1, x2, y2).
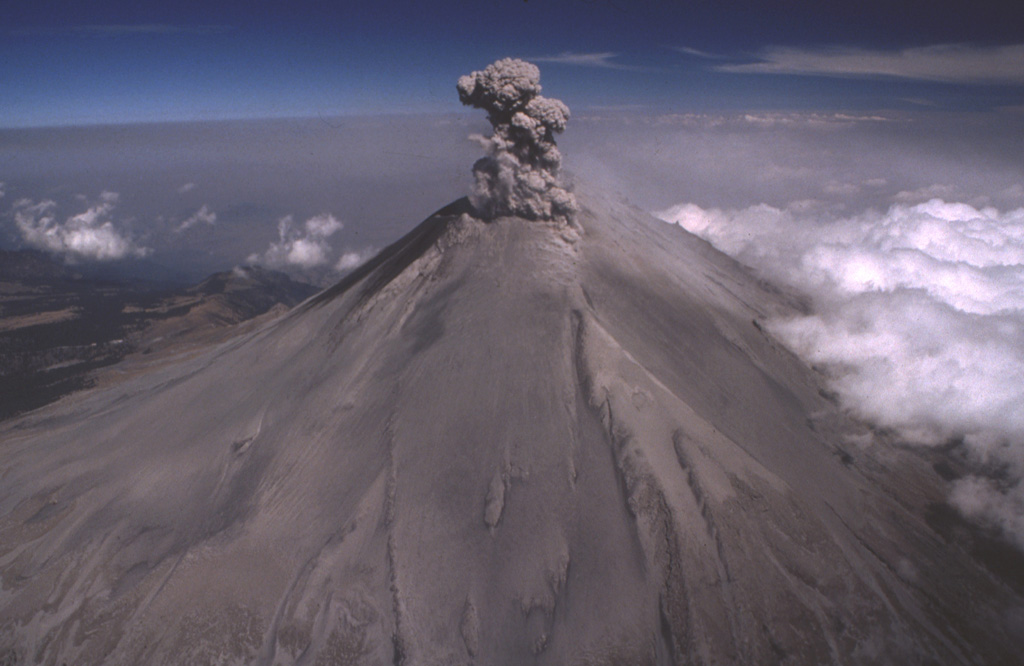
(658, 181, 1024, 546)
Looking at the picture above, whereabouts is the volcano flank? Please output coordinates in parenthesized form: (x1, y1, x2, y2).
(2, 190, 1023, 664)
(2, 60, 1024, 665)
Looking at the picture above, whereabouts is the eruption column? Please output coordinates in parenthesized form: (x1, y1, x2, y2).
(457, 58, 578, 224)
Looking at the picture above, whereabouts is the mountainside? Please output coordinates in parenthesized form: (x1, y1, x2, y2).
(125, 266, 320, 357)
(1, 192, 1022, 665)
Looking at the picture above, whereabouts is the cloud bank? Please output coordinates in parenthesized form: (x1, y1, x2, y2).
(717, 43, 1024, 85)
(658, 197, 1024, 546)
(247, 213, 343, 269)
(457, 58, 578, 224)
(12, 192, 150, 261)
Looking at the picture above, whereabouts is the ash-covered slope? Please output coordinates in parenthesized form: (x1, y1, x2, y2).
(1, 192, 1022, 665)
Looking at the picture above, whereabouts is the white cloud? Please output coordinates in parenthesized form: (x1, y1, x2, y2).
(531, 52, 635, 70)
(0, 182, 6, 198)
(951, 478, 1024, 547)
(671, 46, 726, 60)
(336, 247, 376, 272)
(285, 238, 328, 268)
(303, 212, 343, 238)
(12, 192, 150, 261)
(177, 182, 197, 193)
(176, 204, 216, 232)
(657, 197, 1024, 545)
(632, 111, 891, 129)
(248, 213, 343, 270)
(716, 43, 1024, 85)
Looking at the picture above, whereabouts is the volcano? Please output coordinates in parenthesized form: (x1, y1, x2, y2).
(1, 188, 1023, 665)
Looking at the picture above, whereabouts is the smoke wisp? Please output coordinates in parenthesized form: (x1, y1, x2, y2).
(457, 58, 577, 224)
(658, 197, 1024, 546)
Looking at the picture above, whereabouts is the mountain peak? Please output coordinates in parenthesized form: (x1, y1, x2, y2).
(2, 189, 1021, 663)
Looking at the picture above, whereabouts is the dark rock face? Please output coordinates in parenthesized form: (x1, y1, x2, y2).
(1, 194, 1022, 664)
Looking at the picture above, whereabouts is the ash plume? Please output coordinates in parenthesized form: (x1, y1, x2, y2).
(457, 58, 578, 224)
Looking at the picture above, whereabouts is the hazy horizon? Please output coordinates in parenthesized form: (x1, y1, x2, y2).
(3, 106, 1023, 275)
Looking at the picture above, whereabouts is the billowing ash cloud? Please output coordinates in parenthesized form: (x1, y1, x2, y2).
(457, 58, 577, 224)
(176, 204, 216, 232)
(247, 213, 343, 269)
(658, 197, 1024, 546)
(12, 192, 150, 261)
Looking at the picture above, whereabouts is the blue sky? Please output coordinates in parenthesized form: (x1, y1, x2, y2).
(3, 0, 1023, 127)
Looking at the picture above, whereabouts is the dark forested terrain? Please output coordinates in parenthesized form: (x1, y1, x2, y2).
(0, 250, 317, 419)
